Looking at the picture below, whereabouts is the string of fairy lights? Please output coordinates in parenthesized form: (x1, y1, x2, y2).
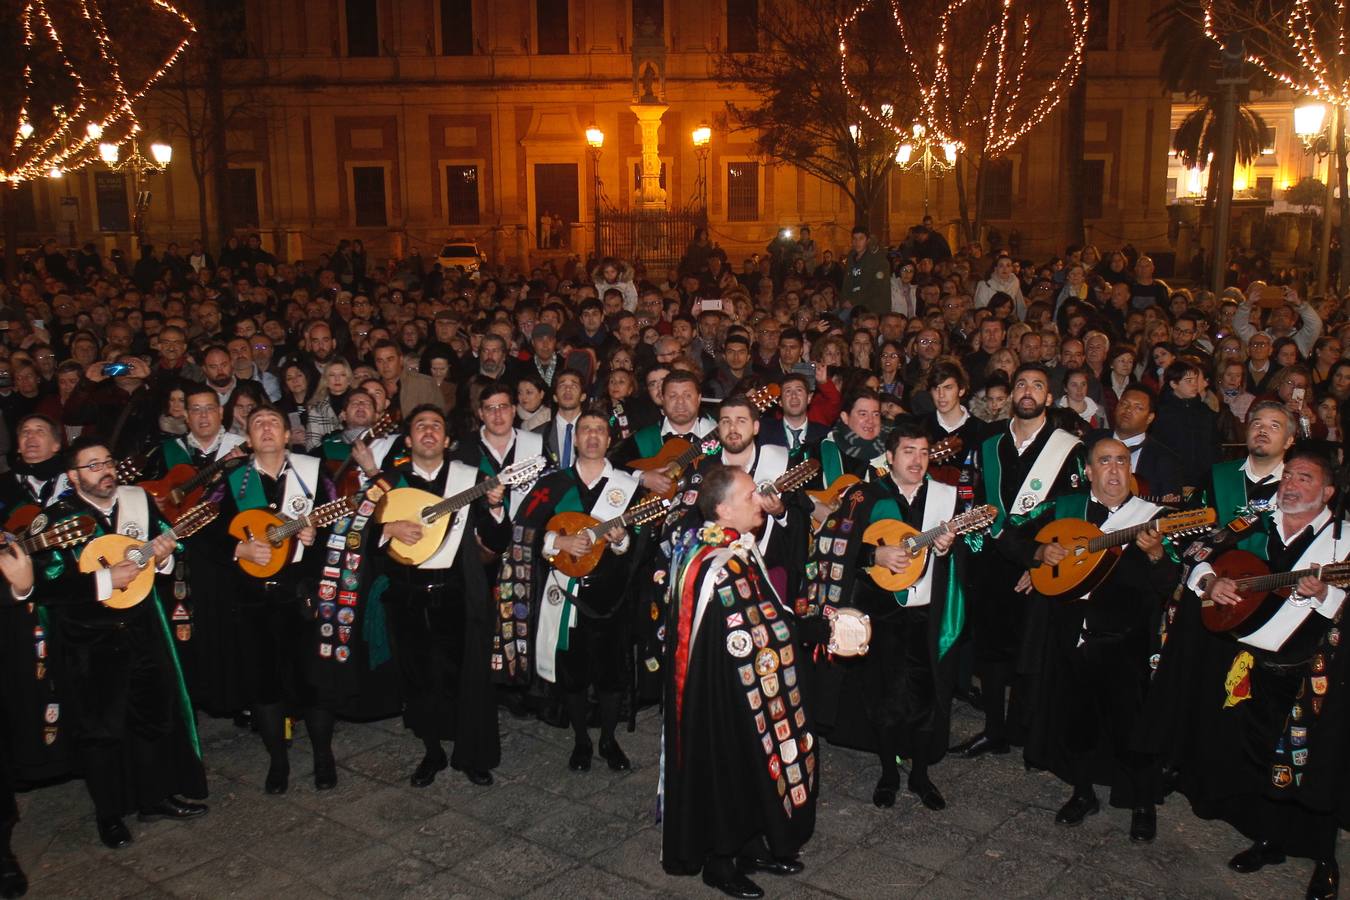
(4, 0, 195, 185)
(838, 0, 1089, 167)
(1202, 0, 1350, 109)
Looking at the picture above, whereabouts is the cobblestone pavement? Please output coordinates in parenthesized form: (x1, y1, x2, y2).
(12, 700, 1346, 898)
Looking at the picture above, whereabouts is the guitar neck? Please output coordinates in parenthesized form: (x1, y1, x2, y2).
(1086, 519, 1155, 552)
(274, 498, 351, 540)
(425, 476, 499, 521)
(181, 448, 246, 494)
(1237, 566, 1321, 593)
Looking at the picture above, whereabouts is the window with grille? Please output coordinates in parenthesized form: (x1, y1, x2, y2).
(984, 159, 1013, 220)
(225, 169, 260, 229)
(346, 0, 379, 57)
(536, 0, 570, 54)
(727, 162, 759, 222)
(1083, 159, 1105, 219)
(447, 165, 480, 225)
(441, 0, 473, 55)
(353, 167, 387, 227)
(727, 0, 758, 52)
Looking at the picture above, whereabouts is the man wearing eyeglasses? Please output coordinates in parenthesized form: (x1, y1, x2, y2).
(25, 437, 208, 850)
(452, 381, 543, 520)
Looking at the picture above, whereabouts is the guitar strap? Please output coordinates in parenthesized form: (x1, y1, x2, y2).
(1241, 517, 1344, 652)
(421, 461, 480, 570)
(537, 465, 639, 683)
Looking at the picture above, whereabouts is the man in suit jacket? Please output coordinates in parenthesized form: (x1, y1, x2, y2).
(1087, 384, 1185, 500)
(373, 340, 446, 418)
(538, 370, 586, 467)
(758, 373, 828, 458)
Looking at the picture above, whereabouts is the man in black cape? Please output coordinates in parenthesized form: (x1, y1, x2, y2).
(1180, 450, 1349, 899)
(30, 437, 207, 849)
(500, 407, 647, 771)
(662, 464, 816, 899)
(1021, 437, 1177, 843)
(799, 418, 967, 811)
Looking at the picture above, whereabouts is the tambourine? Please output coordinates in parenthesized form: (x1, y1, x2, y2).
(826, 607, 872, 657)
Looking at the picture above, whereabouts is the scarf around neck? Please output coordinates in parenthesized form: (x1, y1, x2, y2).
(831, 423, 886, 462)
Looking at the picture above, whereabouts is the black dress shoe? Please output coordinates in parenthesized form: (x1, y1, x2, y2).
(872, 779, 898, 808)
(464, 769, 493, 787)
(1228, 839, 1286, 873)
(265, 763, 289, 795)
(957, 734, 1011, 759)
(737, 855, 804, 876)
(568, 741, 593, 772)
(0, 850, 26, 899)
(232, 710, 252, 730)
(1129, 805, 1157, 843)
(410, 752, 448, 788)
(313, 758, 338, 791)
(1054, 792, 1100, 826)
(953, 686, 984, 711)
(96, 816, 132, 850)
(1308, 858, 1339, 899)
(137, 796, 208, 822)
(702, 868, 764, 898)
(598, 738, 631, 771)
(908, 776, 947, 811)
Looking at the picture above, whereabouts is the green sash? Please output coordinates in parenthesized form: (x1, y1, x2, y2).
(226, 464, 268, 511)
(1054, 493, 1089, 521)
(549, 478, 586, 654)
(1211, 458, 1267, 556)
(161, 438, 192, 470)
(819, 435, 845, 486)
(322, 434, 351, 462)
(981, 432, 1008, 534)
(633, 425, 664, 459)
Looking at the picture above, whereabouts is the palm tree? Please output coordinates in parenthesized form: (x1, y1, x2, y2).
(1171, 104, 1272, 207)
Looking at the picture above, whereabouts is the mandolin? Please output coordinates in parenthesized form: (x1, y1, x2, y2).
(864, 504, 997, 592)
(757, 458, 822, 500)
(78, 502, 220, 610)
(1030, 507, 1217, 600)
(806, 435, 962, 530)
(229, 495, 360, 579)
(379, 456, 547, 566)
(545, 493, 671, 579)
(139, 446, 250, 523)
(1201, 551, 1350, 633)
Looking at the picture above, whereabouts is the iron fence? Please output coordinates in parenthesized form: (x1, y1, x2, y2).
(596, 207, 706, 272)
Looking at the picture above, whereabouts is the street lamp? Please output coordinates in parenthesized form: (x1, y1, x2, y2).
(894, 123, 958, 218)
(586, 124, 604, 258)
(105, 133, 174, 243)
(1295, 100, 1337, 295)
(691, 123, 711, 216)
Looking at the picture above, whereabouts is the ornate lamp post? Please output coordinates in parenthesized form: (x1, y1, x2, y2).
(1294, 101, 1336, 296)
(99, 133, 173, 243)
(586, 124, 605, 258)
(691, 123, 711, 216)
(894, 123, 957, 219)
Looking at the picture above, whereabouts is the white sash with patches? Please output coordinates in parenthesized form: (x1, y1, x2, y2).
(114, 485, 151, 539)
(421, 461, 481, 570)
(281, 454, 320, 562)
(749, 444, 789, 553)
(904, 480, 958, 608)
(1010, 428, 1079, 516)
(537, 465, 641, 683)
(1241, 520, 1349, 652)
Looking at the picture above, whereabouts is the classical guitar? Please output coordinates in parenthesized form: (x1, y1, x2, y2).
(864, 504, 997, 592)
(379, 455, 547, 566)
(1201, 551, 1350, 633)
(78, 502, 220, 610)
(229, 495, 360, 579)
(1030, 507, 1217, 599)
(139, 446, 250, 523)
(326, 413, 398, 497)
(628, 384, 781, 500)
(4, 515, 95, 554)
(545, 493, 671, 579)
(806, 435, 961, 530)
